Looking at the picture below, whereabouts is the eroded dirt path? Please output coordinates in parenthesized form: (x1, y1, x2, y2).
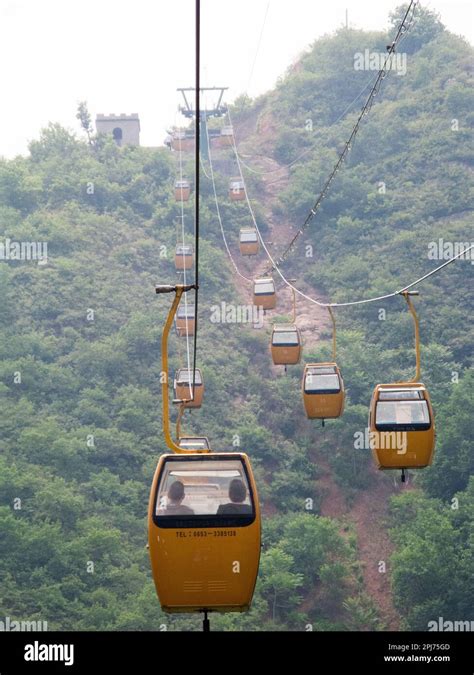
(312, 451, 401, 629)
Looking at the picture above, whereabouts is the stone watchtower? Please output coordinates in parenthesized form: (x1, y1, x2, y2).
(95, 113, 140, 146)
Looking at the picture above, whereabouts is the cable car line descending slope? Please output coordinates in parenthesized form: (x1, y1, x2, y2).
(226, 105, 473, 309)
(233, 0, 422, 180)
(176, 131, 194, 401)
(204, 120, 253, 283)
(234, 73, 378, 177)
(149, 0, 261, 633)
(246, 1, 270, 96)
(191, 5, 201, 401)
(218, 19, 471, 465)
(261, 0, 419, 274)
(151, 0, 472, 630)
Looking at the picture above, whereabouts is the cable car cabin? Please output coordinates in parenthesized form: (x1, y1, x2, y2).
(171, 131, 195, 152)
(174, 180, 191, 202)
(175, 305, 195, 337)
(229, 178, 246, 202)
(178, 437, 210, 452)
(175, 244, 194, 271)
(174, 368, 204, 408)
(369, 383, 435, 472)
(213, 126, 234, 148)
(239, 228, 259, 256)
(302, 363, 345, 421)
(148, 453, 261, 613)
(271, 324, 302, 366)
(253, 278, 276, 311)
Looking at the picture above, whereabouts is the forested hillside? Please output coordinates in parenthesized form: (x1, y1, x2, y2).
(0, 5, 472, 631)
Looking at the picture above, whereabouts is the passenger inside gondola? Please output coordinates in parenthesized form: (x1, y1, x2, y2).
(217, 479, 253, 515)
(155, 460, 253, 517)
(164, 481, 195, 515)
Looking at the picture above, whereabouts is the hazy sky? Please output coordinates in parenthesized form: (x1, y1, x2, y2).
(0, 0, 472, 158)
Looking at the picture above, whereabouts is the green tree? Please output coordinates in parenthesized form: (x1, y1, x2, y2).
(389, 4, 444, 54)
(76, 101, 94, 145)
(259, 547, 303, 622)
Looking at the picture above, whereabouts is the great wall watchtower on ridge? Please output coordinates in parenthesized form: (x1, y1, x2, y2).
(95, 113, 140, 146)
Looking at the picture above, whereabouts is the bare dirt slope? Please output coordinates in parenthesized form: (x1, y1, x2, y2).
(317, 457, 403, 629)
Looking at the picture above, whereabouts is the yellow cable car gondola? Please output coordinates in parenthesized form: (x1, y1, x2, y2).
(253, 278, 276, 311)
(229, 178, 245, 202)
(148, 452, 261, 614)
(271, 325, 302, 368)
(150, 285, 261, 624)
(174, 367, 204, 408)
(302, 307, 344, 424)
(175, 303, 195, 337)
(369, 384, 434, 475)
(302, 363, 345, 423)
(271, 286, 301, 369)
(174, 179, 191, 202)
(175, 244, 194, 272)
(369, 291, 435, 482)
(239, 228, 259, 256)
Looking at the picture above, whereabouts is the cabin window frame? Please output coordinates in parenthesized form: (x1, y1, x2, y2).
(374, 398, 432, 432)
(152, 455, 257, 529)
(304, 372, 341, 394)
